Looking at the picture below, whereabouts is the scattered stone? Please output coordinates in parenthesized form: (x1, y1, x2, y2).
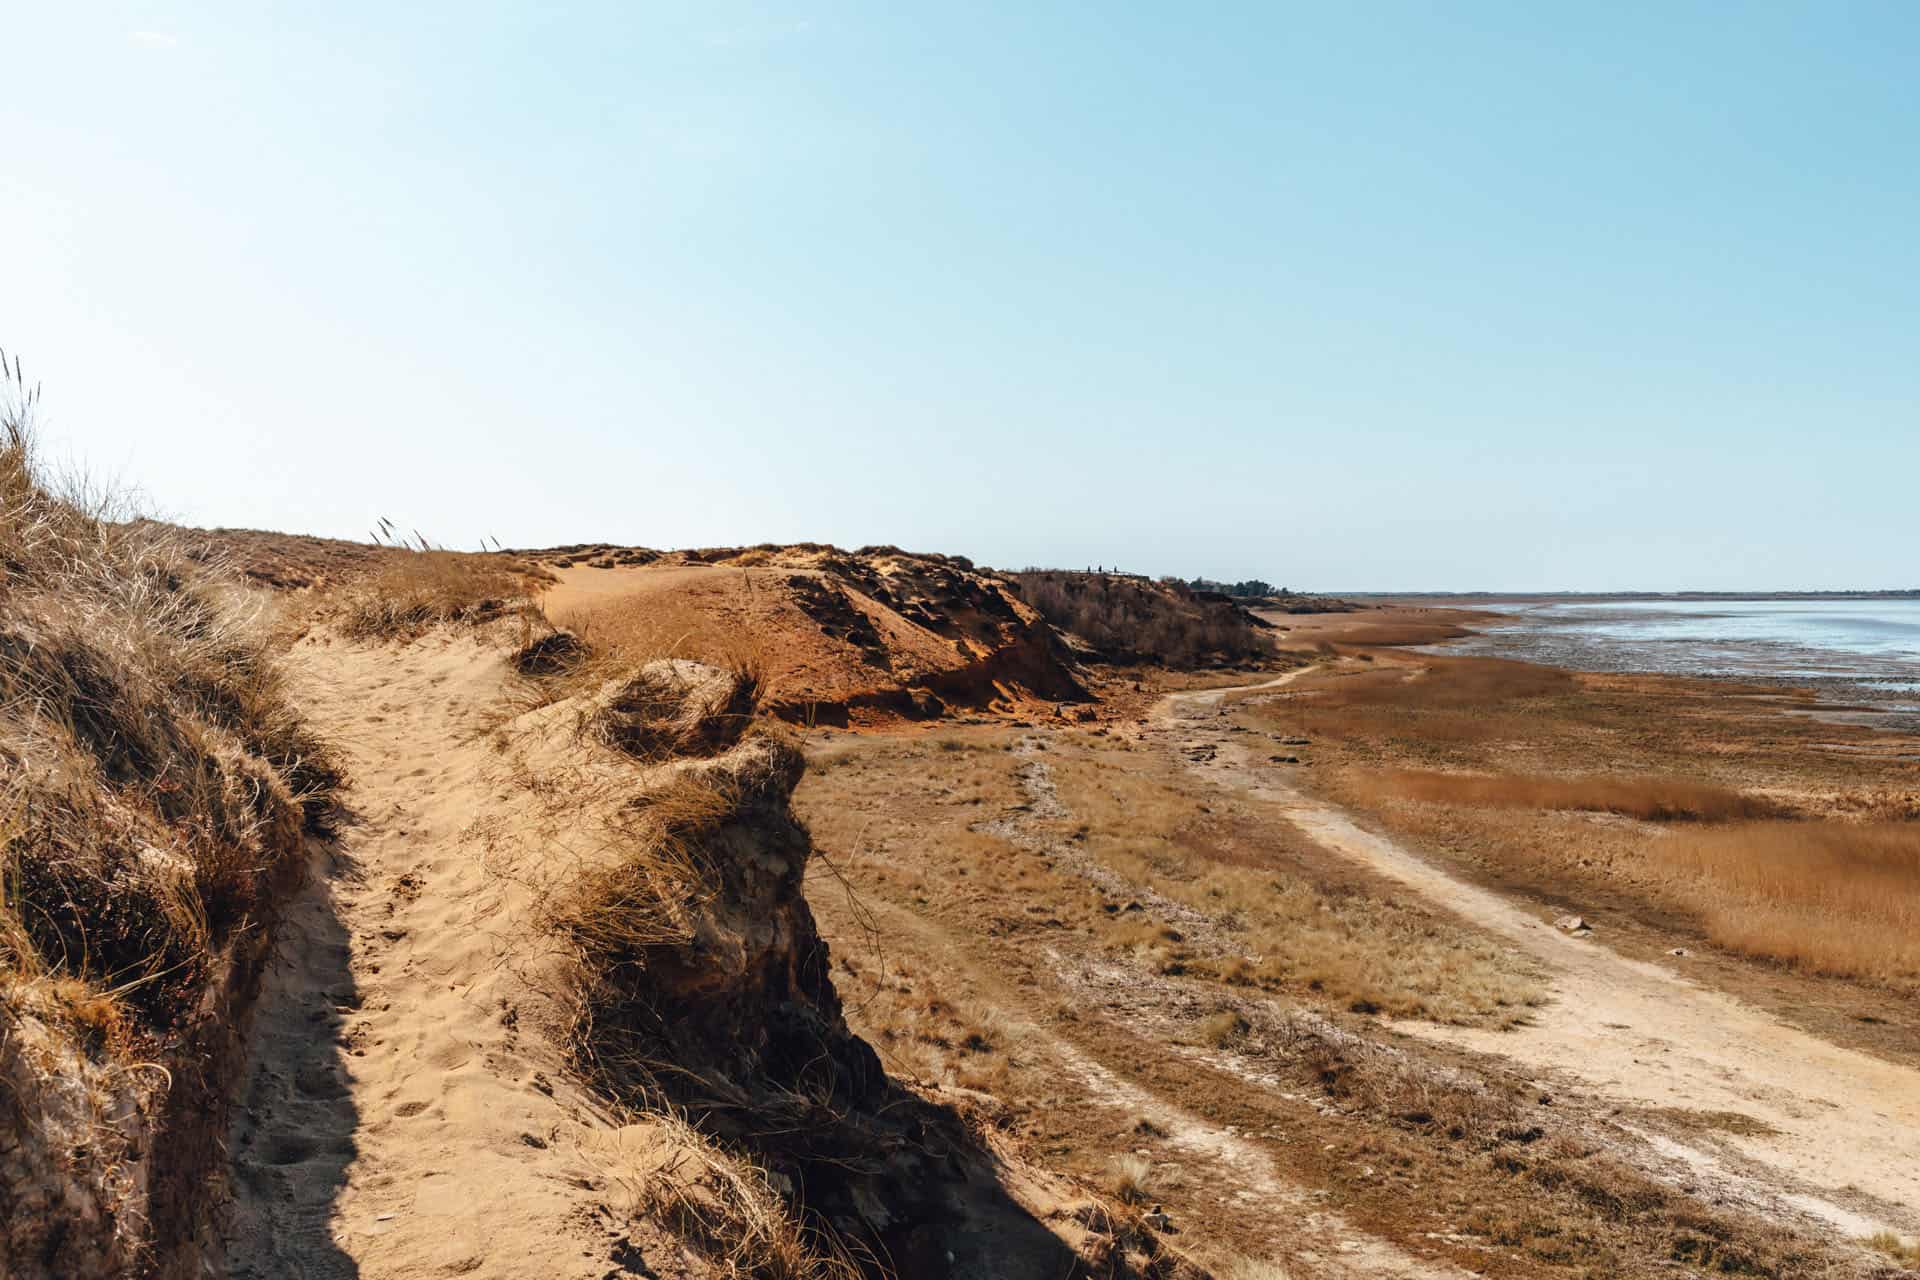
(1269, 754, 1300, 764)
(1553, 915, 1591, 934)
(1668, 947, 1690, 957)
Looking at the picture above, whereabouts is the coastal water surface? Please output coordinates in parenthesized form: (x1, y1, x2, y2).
(1444, 598, 1920, 723)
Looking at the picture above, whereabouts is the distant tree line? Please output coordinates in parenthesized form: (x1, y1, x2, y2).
(1012, 570, 1269, 668)
(1174, 577, 1281, 599)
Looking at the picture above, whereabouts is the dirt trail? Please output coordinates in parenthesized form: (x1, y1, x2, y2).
(222, 636, 645, 1279)
(1154, 673, 1920, 1241)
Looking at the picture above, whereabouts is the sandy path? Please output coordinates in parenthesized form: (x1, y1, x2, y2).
(1154, 674, 1920, 1240)
(222, 636, 639, 1279)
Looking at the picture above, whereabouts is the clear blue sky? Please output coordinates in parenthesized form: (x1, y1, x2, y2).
(4, 3, 1915, 590)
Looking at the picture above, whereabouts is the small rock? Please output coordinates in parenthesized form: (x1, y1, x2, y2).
(1269, 754, 1300, 764)
(1142, 1204, 1174, 1232)
(1553, 915, 1590, 933)
(1668, 947, 1689, 957)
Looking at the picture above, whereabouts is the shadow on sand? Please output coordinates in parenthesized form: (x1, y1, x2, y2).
(222, 837, 362, 1280)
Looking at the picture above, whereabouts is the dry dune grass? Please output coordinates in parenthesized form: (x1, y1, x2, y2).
(0, 404, 335, 1023)
(1656, 823, 1920, 982)
(1106, 1154, 1155, 1204)
(588, 1112, 864, 1280)
(0, 369, 337, 1270)
(337, 548, 543, 638)
(1356, 768, 1783, 822)
(537, 771, 721, 963)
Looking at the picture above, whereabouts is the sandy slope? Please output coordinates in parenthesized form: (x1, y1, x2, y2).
(221, 635, 688, 1279)
(1156, 673, 1920, 1243)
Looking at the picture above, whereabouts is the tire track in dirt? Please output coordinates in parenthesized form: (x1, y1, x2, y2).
(1153, 673, 1920, 1243)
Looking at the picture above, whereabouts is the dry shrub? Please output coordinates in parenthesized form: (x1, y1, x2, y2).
(0, 363, 337, 1272)
(853, 963, 1025, 1093)
(1285, 1016, 1531, 1144)
(595, 658, 763, 761)
(1359, 768, 1783, 822)
(1258, 657, 1581, 753)
(511, 627, 587, 676)
(1196, 1010, 1250, 1047)
(1013, 570, 1270, 668)
(338, 549, 538, 638)
(1656, 822, 1920, 983)
(1107, 1154, 1155, 1204)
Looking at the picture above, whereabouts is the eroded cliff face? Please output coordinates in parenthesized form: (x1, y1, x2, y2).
(573, 730, 885, 1110)
(540, 661, 1192, 1278)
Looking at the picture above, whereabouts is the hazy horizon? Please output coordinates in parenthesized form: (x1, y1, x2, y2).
(6, 3, 1916, 592)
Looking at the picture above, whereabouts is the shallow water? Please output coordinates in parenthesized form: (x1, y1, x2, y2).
(1444, 598, 1920, 726)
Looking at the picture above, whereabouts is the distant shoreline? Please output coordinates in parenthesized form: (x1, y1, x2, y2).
(1341, 590, 1920, 603)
